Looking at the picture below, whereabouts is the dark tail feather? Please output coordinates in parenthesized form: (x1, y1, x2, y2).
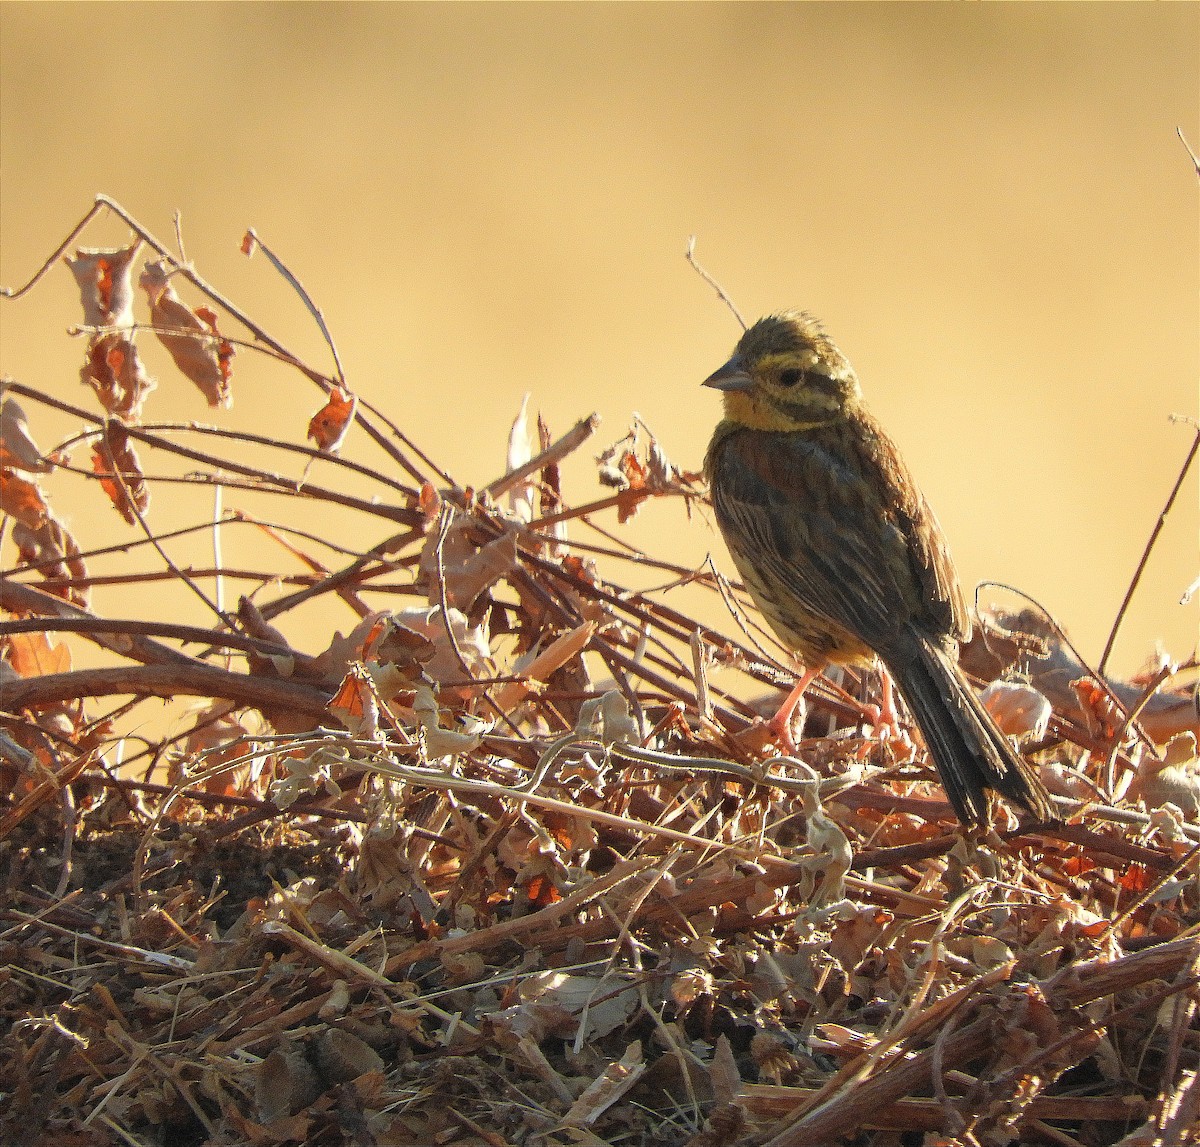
(885, 634, 1055, 827)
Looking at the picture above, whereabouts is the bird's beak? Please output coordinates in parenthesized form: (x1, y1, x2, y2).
(702, 355, 755, 393)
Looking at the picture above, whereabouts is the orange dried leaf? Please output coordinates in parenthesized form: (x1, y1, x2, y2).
(597, 436, 642, 491)
(525, 873, 561, 908)
(616, 486, 650, 524)
(1061, 853, 1097, 878)
(598, 423, 699, 496)
(544, 816, 577, 851)
(91, 422, 149, 524)
(81, 332, 157, 421)
(560, 554, 594, 584)
(624, 449, 650, 488)
(417, 481, 442, 528)
(355, 617, 390, 658)
(1, 467, 49, 528)
(141, 261, 235, 408)
(1071, 676, 1122, 739)
(64, 241, 142, 327)
(328, 664, 379, 737)
(1119, 864, 1151, 893)
(6, 630, 72, 677)
(307, 387, 356, 453)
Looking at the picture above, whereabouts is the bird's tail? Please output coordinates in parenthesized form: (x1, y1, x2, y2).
(886, 634, 1055, 827)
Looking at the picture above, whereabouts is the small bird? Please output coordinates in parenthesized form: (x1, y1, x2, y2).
(703, 311, 1054, 827)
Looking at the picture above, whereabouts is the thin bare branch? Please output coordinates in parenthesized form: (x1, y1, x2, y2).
(244, 227, 347, 387)
(1098, 421, 1200, 676)
(686, 234, 747, 331)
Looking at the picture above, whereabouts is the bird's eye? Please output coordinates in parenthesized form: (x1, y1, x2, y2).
(778, 367, 804, 388)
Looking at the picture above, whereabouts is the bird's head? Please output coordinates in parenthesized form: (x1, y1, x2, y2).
(703, 311, 862, 431)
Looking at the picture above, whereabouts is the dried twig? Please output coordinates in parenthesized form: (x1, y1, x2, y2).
(1098, 421, 1199, 676)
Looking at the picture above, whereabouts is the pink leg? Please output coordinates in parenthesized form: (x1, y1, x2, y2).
(856, 665, 906, 757)
(875, 669, 901, 735)
(768, 665, 822, 751)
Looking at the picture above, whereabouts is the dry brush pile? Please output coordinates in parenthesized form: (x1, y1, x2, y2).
(1, 198, 1198, 1147)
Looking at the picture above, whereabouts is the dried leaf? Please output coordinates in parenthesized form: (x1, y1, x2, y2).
(64, 241, 142, 327)
(440, 529, 518, 613)
(1071, 675, 1124, 739)
(1137, 732, 1200, 819)
(141, 261, 235, 408)
(391, 605, 491, 683)
(0, 398, 54, 473)
(328, 664, 380, 738)
(0, 466, 49, 528)
(418, 516, 518, 612)
(981, 679, 1053, 742)
(313, 1028, 384, 1083)
(307, 387, 356, 453)
(91, 421, 148, 524)
(597, 443, 646, 492)
(597, 421, 703, 504)
(708, 1035, 743, 1103)
(11, 514, 89, 606)
(175, 704, 263, 795)
(615, 486, 650, 524)
(6, 630, 72, 677)
(525, 972, 639, 1042)
(506, 391, 535, 522)
(413, 684, 483, 760)
(270, 743, 347, 808)
(255, 1044, 320, 1123)
(563, 1041, 646, 1126)
(416, 481, 442, 529)
(363, 617, 436, 691)
(81, 332, 157, 420)
(575, 688, 639, 746)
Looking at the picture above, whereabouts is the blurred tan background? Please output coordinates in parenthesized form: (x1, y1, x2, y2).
(1, 3, 1196, 686)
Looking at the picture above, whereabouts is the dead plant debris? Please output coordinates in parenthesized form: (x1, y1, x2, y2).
(2, 198, 1198, 1147)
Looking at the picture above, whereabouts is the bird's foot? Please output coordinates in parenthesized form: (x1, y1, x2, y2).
(855, 672, 910, 759)
(768, 666, 821, 754)
(853, 703, 905, 759)
(768, 706, 803, 754)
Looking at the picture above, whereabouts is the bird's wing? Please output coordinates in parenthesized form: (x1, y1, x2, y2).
(710, 417, 969, 651)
